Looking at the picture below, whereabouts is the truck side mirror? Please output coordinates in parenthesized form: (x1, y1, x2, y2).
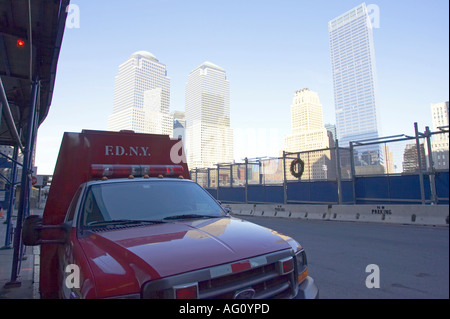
(222, 206, 232, 215)
(22, 215, 69, 246)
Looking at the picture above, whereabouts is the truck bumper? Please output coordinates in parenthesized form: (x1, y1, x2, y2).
(295, 276, 319, 299)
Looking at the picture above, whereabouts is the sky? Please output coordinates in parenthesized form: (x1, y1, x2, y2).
(35, 0, 449, 175)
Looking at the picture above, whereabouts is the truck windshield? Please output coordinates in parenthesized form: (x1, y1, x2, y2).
(81, 180, 225, 227)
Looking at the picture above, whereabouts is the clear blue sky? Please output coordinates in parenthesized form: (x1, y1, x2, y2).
(35, 0, 449, 175)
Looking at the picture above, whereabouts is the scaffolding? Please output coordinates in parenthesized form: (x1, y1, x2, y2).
(0, 0, 69, 288)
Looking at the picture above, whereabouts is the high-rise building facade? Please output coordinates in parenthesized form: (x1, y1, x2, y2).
(172, 110, 186, 141)
(325, 123, 337, 144)
(108, 51, 172, 136)
(284, 88, 333, 180)
(284, 88, 330, 152)
(329, 3, 380, 161)
(402, 143, 427, 173)
(430, 101, 449, 169)
(185, 62, 233, 169)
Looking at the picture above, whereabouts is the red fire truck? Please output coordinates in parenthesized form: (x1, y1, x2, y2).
(23, 129, 318, 299)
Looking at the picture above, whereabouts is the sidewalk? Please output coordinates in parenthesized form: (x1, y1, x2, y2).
(0, 209, 42, 299)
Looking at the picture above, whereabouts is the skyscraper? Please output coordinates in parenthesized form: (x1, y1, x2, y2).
(430, 101, 449, 169)
(108, 51, 172, 136)
(284, 88, 329, 152)
(329, 3, 380, 161)
(172, 110, 186, 141)
(284, 88, 333, 180)
(185, 62, 233, 169)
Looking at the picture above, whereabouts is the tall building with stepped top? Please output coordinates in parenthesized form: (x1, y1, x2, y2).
(108, 51, 172, 136)
(284, 88, 334, 180)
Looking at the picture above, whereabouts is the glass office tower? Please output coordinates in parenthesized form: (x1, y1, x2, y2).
(185, 62, 233, 169)
(329, 3, 381, 167)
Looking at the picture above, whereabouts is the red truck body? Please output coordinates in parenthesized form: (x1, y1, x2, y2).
(32, 129, 318, 299)
(40, 130, 189, 298)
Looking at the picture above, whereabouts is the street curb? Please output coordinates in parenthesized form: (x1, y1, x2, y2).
(32, 246, 40, 299)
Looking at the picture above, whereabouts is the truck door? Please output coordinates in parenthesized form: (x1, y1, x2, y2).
(59, 186, 83, 299)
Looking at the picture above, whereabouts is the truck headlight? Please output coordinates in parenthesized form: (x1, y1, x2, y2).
(282, 236, 309, 285)
(295, 249, 308, 285)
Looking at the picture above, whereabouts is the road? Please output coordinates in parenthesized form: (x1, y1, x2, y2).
(238, 215, 449, 299)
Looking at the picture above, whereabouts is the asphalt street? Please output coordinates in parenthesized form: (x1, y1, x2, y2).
(239, 215, 449, 299)
(1, 210, 448, 299)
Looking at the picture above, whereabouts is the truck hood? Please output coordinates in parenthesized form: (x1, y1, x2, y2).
(79, 217, 295, 296)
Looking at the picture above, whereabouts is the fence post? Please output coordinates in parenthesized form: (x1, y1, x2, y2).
(258, 160, 263, 185)
(424, 126, 437, 204)
(216, 164, 220, 201)
(349, 142, 357, 204)
(414, 122, 426, 205)
(245, 158, 248, 204)
(335, 140, 343, 205)
(283, 151, 287, 204)
(230, 163, 233, 188)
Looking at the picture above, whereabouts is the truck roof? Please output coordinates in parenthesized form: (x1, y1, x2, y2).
(84, 176, 194, 186)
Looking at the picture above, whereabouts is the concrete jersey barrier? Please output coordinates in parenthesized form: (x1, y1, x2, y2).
(225, 203, 449, 227)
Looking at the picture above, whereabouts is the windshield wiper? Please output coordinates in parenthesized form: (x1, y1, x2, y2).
(87, 219, 166, 227)
(163, 214, 221, 221)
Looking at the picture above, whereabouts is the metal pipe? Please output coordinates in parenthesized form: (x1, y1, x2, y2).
(244, 158, 248, 204)
(335, 140, 343, 205)
(0, 77, 24, 151)
(28, 0, 33, 82)
(282, 151, 287, 204)
(424, 126, 437, 204)
(414, 122, 426, 205)
(349, 142, 357, 205)
(3, 145, 19, 248)
(8, 79, 39, 286)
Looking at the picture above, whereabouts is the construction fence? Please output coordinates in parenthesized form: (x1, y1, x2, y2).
(190, 123, 449, 205)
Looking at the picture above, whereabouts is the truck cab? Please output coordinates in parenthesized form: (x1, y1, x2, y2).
(23, 130, 318, 299)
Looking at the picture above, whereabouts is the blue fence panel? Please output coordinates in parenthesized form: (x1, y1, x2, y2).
(217, 187, 245, 203)
(248, 185, 284, 203)
(435, 171, 449, 204)
(287, 181, 338, 203)
(205, 170, 448, 205)
(265, 186, 284, 203)
(389, 174, 430, 201)
(341, 180, 354, 203)
(205, 188, 217, 199)
(286, 182, 310, 203)
(311, 181, 338, 203)
(355, 176, 389, 201)
(247, 185, 264, 203)
(355, 174, 431, 204)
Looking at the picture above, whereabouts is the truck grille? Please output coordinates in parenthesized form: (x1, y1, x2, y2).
(199, 263, 293, 299)
(142, 249, 297, 299)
